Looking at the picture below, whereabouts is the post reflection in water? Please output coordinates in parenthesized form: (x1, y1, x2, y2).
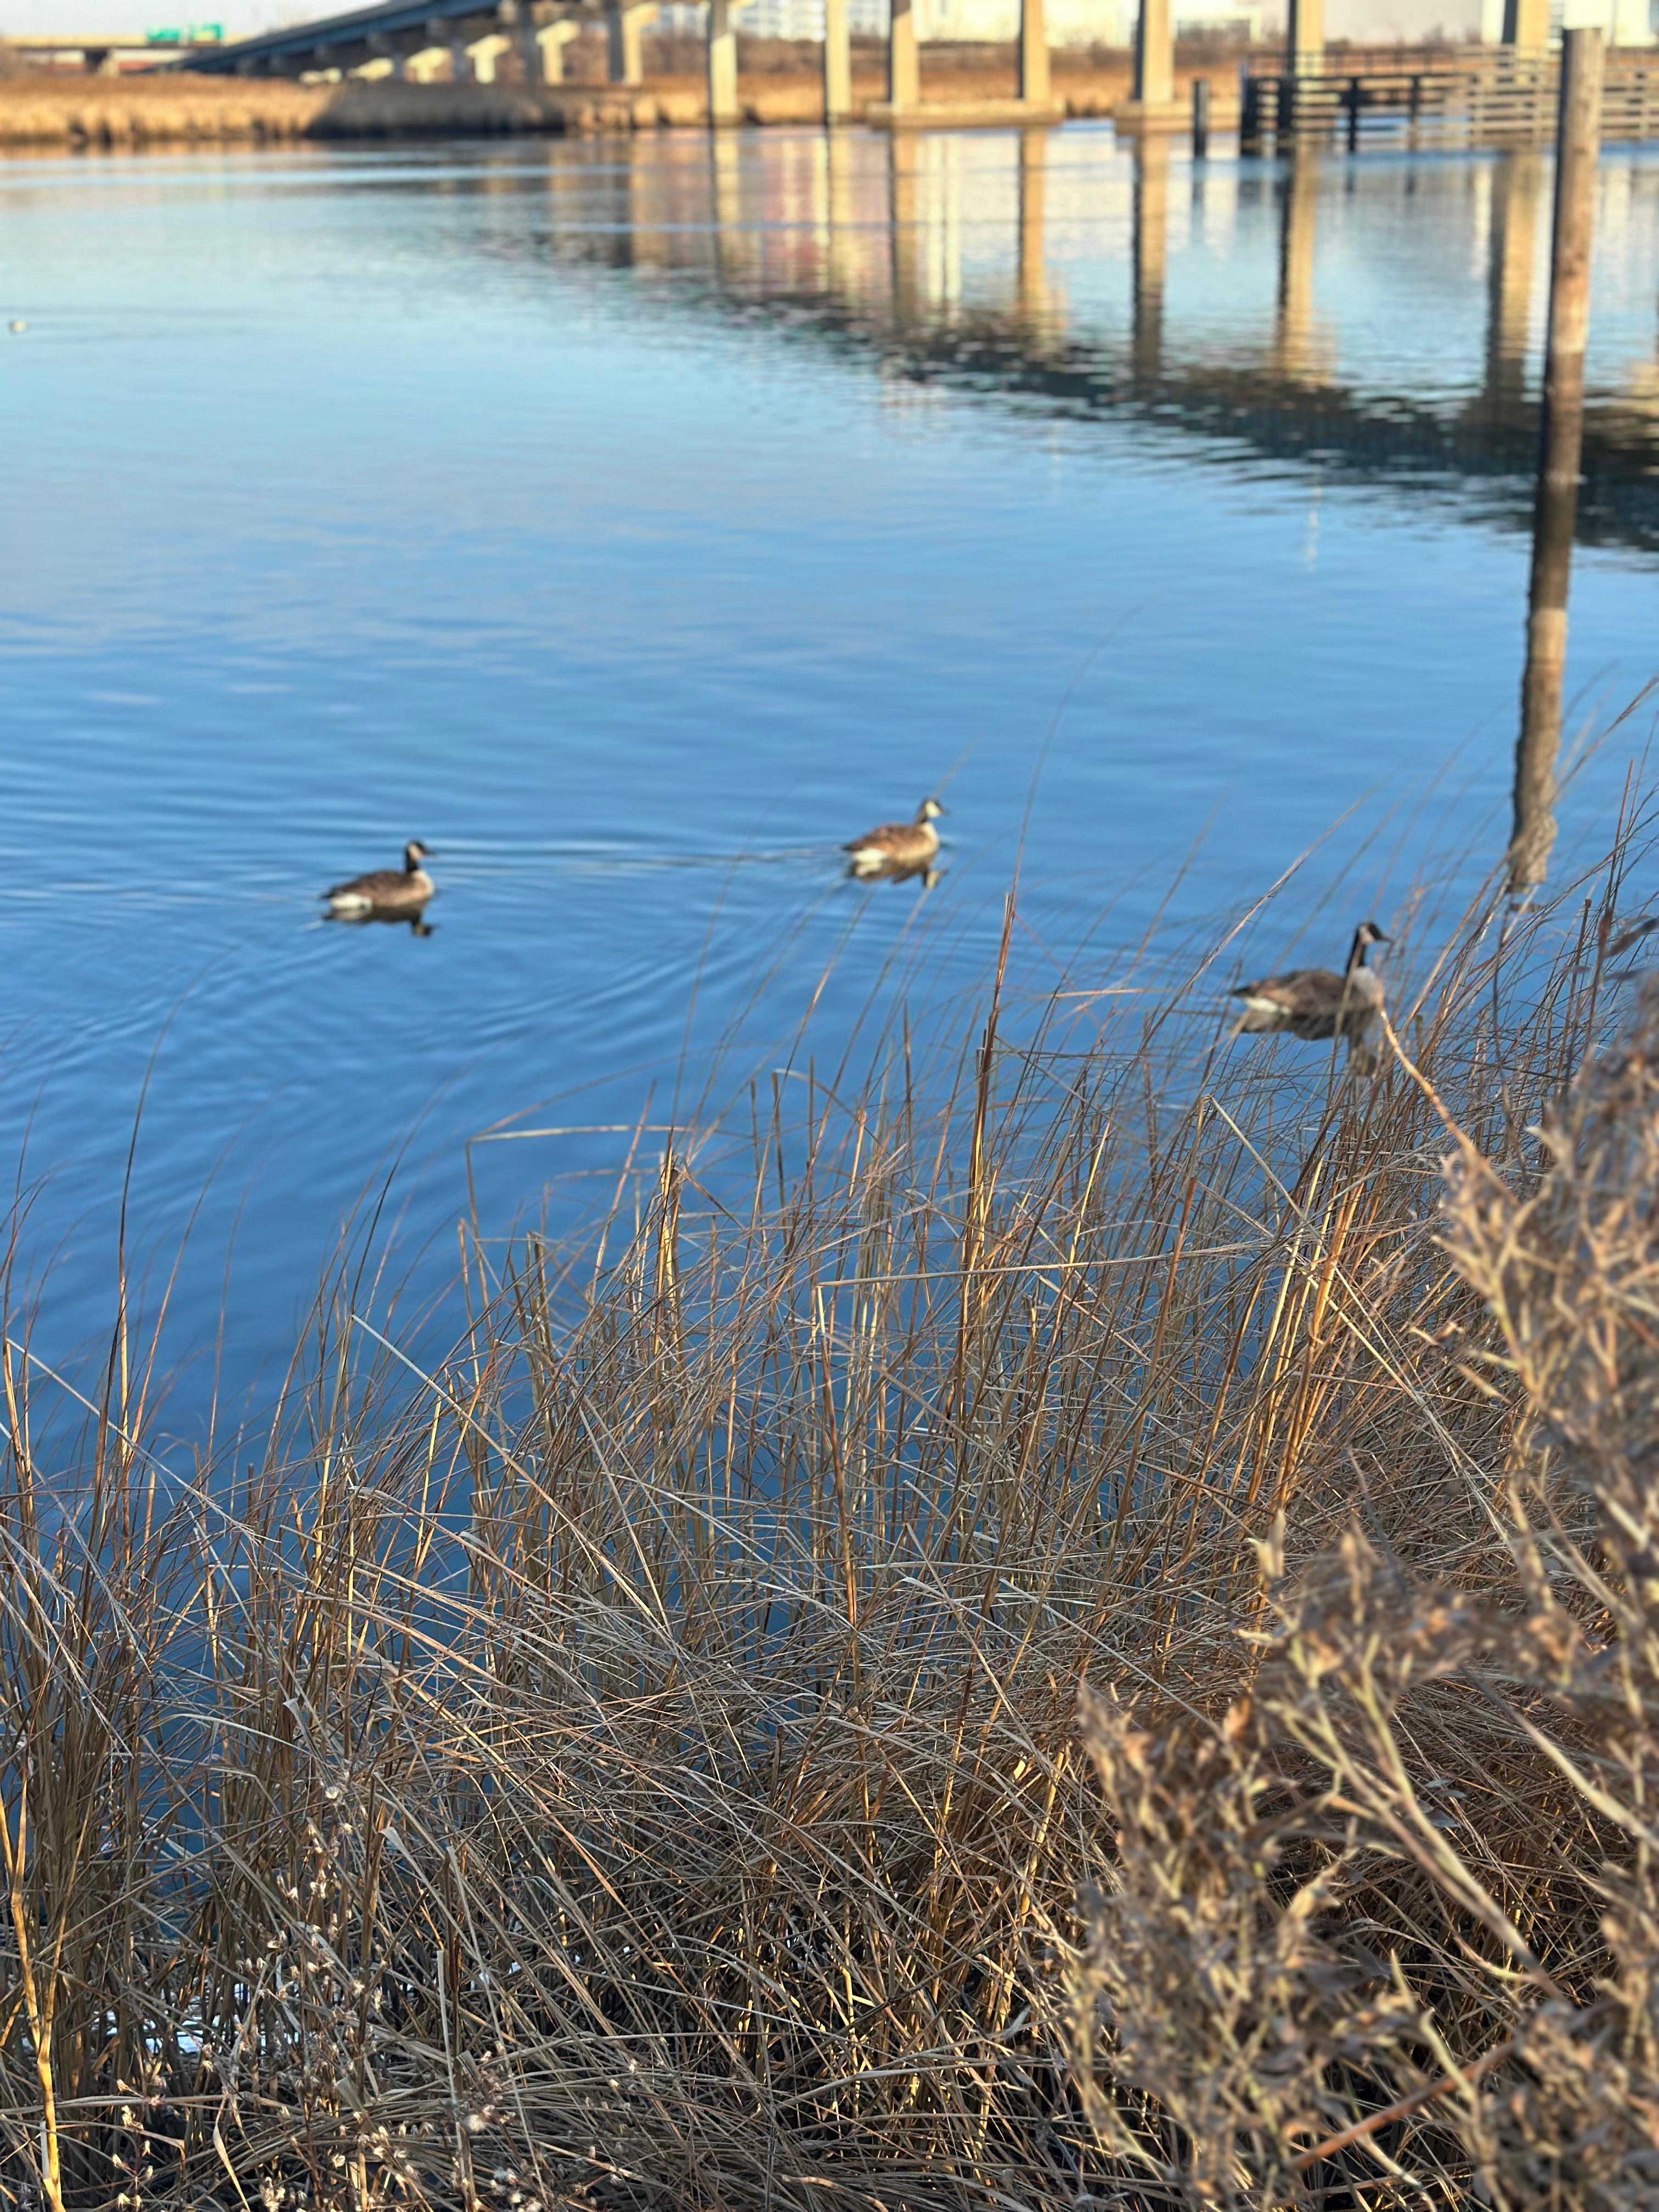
(889, 133, 921, 323)
(1132, 134, 1169, 380)
(1483, 151, 1544, 427)
(825, 125, 857, 300)
(710, 129, 744, 283)
(1017, 128, 1049, 323)
(1274, 146, 1330, 382)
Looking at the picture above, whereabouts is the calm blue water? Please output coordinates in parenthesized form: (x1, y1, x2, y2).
(1, 126, 1656, 1430)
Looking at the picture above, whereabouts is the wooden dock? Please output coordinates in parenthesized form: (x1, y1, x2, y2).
(1239, 52, 1659, 151)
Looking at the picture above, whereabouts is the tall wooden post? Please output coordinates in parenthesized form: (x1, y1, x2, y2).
(1510, 28, 1603, 894)
(1192, 75, 1210, 155)
(707, 0, 738, 124)
(1019, 0, 1050, 106)
(822, 0, 850, 122)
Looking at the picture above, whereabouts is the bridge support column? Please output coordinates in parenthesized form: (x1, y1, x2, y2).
(822, 0, 850, 122)
(466, 32, 513, 80)
(1501, 0, 1548, 56)
(528, 20, 579, 81)
(363, 33, 403, 77)
(607, 2, 656, 86)
(1288, 0, 1323, 77)
(888, 0, 919, 113)
(449, 37, 473, 80)
(707, 0, 739, 125)
(1116, 0, 1182, 127)
(1018, 0, 1049, 104)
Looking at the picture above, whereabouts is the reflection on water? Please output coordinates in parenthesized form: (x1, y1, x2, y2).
(1485, 151, 1545, 429)
(586, 124, 1658, 550)
(848, 859, 943, 889)
(569, 122, 1656, 899)
(1017, 128, 1048, 324)
(1508, 132, 1596, 898)
(1132, 134, 1167, 380)
(1275, 148, 1331, 385)
(1, 127, 1656, 1413)
(328, 913, 439, 936)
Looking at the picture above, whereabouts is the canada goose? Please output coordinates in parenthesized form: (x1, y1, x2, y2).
(323, 840, 434, 917)
(1231, 921, 1390, 1055)
(844, 797, 945, 881)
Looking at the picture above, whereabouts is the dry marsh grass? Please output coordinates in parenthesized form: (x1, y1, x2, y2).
(4, 826, 1659, 2208)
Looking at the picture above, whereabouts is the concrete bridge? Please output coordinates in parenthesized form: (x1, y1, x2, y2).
(178, 0, 1060, 129)
(8, 31, 227, 72)
(178, 0, 619, 89)
(172, 0, 1658, 150)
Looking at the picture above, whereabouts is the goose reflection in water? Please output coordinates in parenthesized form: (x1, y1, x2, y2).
(325, 910, 437, 938)
(848, 857, 943, 891)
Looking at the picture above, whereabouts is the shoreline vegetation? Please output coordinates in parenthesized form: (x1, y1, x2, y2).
(7, 821, 1659, 2205)
(0, 38, 1405, 145)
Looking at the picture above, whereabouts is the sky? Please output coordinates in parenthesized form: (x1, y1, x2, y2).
(2, 0, 1516, 43)
(4, 0, 292, 33)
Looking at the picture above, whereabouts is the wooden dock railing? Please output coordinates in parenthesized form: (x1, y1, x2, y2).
(1239, 52, 1659, 151)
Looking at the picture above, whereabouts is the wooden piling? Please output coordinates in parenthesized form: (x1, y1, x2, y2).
(1509, 26, 1603, 894)
(1192, 75, 1209, 156)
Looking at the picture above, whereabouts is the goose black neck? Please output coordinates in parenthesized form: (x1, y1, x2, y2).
(1346, 928, 1370, 974)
